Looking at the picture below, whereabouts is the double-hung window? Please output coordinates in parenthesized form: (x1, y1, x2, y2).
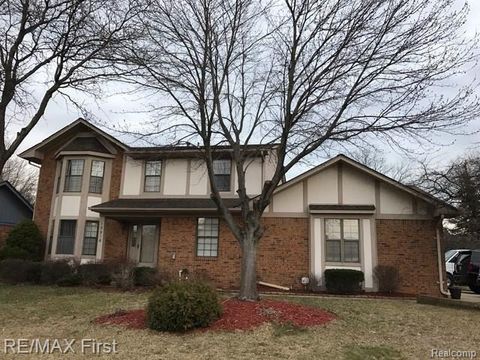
(213, 159, 231, 192)
(89, 160, 105, 193)
(82, 221, 99, 256)
(144, 160, 162, 192)
(64, 159, 84, 192)
(56, 220, 77, 255)
(325, 219, 360, 262)
(196, 218, 219, 257)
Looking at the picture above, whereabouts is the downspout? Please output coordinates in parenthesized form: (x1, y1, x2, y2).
(436, 215, 449, 296)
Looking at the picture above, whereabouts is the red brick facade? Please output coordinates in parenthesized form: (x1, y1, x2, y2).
(376, 219, 443, 296)
(101, 216, 443, 296)
(155, 217, 309, 289)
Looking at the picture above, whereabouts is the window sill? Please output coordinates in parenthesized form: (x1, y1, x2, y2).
(195, 256, 218, 261)
(325, 262, 361, 267)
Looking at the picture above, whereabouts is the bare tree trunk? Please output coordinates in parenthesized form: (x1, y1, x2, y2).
(239, 233, 259, 301)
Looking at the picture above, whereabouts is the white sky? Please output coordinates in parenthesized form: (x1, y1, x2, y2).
(11, 0, 480, 178)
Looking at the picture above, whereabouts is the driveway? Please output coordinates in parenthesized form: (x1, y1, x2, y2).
(460, 287, 480, 303)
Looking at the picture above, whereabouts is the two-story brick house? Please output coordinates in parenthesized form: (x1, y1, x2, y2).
(20, 118, 456, 295)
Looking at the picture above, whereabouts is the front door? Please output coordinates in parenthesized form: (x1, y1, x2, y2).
(128, 224, 159, 267)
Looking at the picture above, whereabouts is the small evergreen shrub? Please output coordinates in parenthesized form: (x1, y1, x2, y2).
(0, 259, 42, 284)
(147, 280, 222, 332)
(133, 267, 158, 286)
(0, 220, 44, 261)
(57, 273, 82, 287)
(78, 263, 112, 286)
(324, 269, 364, 294)
(373, 265, 400, 293)
(40, 260, 74, 285)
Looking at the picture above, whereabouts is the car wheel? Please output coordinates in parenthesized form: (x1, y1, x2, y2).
(468, 283, 480, 294)
(446, 273, 454, 288)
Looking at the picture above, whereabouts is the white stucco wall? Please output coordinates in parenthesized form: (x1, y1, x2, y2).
(263, 150, 277, 183)
(273, 182, 304, 212)
(342, 165, 375, 205)
(307, 165, 338, 204)
(379, 182, 413, 214)
(245, 158, 263, 195)
(189, 160, 208, 195)
(60, 196, 81, 216)
(163, 159, 188, 195)
(122, 156, 142, 195)
(86, 196, 101, 217)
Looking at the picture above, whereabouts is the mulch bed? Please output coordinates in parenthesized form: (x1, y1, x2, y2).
(93, 298, 336, 332)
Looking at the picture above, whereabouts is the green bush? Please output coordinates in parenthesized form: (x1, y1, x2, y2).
(78, 263, 112, 286)
(324, 269, 364, 294)
(134, 267, 158, 286)
(147, 280, 222, 332)
(40, 260, 74, 285)
(0, 220, 44, 261)
(57, 273, 82, 287)
(373, 265, 400, 293)
(0, 259, 42, 284)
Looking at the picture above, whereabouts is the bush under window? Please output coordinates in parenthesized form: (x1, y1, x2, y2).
(147, 280, 222, 332)
(324, 269, 364, 294)
(40, 260, 74, 285)
(0, 259, 42, 284)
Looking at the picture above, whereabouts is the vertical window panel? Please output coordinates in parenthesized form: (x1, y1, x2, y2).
(82, 221, 99, 256)
(196, 218, 219, 257)
(325, 219, 360, 263)
(144, 160, 162, 192)
(89, 160, 105, 193)
(64, 159, 84, 192)
(57, 220, 76, 255)
(213, 159, 231, 192)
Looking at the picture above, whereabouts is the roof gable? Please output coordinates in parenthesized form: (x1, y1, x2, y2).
(274, 154, 455, 213)
(0, 181, 33, 212)
(19, 118, 128, 164)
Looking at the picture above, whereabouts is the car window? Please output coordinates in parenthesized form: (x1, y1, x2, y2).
(445, 250, 456, 261)
(471, 251, 480, 265)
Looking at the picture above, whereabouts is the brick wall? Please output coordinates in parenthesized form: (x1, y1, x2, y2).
(156, 217, 309, 289)
(376, 219, 443, 296)
(0, 224, 14, 249)
(33, 149, 56, 239)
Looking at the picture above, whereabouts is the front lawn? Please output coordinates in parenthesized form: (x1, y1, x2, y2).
(0, 284, 478, 359)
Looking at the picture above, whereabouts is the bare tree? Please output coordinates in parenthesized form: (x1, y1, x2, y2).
(0, 155, 38, 204)
(120, 0, 479, 300)
(421, 153, 480, 241)
(349, 148, 415, 183)
(0, 0, 144, 174)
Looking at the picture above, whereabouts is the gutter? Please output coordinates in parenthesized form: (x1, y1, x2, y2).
(436, 215, 449, 297)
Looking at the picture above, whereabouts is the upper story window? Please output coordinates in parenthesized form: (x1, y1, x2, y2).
(89, 160, 105, 193)
(325, 219, 360, 263)
(64, 159, 84, 192)
(213, 159, 231, 192)
(144, 160, 162, 192)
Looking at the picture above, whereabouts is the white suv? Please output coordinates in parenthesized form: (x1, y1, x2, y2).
(445, 249, 471, 287)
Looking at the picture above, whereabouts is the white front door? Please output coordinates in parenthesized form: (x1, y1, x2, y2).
(128, 224, 159, 267)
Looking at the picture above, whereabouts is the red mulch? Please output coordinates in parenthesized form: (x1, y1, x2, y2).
(93, 298, 336, 332)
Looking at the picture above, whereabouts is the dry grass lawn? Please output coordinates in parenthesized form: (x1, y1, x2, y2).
(0, 284, 479, 359)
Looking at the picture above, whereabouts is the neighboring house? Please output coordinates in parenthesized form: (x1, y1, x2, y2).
(0, 181, 34, 247)
(20, 118, 456, 296)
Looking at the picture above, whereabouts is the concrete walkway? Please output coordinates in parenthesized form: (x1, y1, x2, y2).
(460, 288, 480, 303)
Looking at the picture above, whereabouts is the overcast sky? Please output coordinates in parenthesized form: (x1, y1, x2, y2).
(12, 0, 480, 178)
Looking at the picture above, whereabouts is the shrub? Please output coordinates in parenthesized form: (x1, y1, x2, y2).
(133, 267, 158, 287)
(109, 260, 135, 289)
(78, 263, 112, 286)
(40, 260, 74, 285)
(0, 259, 42, 284)
(147, 280, 222, 332)
(373, 265, 400, 293)
(324, 269, 364, 294)
(57, 273, 82, 287)
(0, 220, 44, 261)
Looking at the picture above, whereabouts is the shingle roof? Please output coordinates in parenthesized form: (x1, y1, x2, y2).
(90, 198, 242, 213)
